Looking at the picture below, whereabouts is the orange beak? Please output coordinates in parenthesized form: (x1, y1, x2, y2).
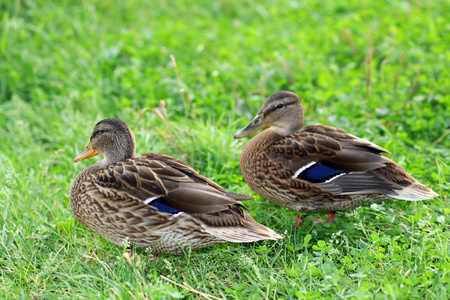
(73, 142, 98, 162)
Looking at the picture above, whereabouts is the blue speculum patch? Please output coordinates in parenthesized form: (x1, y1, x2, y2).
(150, 200, 179, 214)
(298, 163, 345, 183)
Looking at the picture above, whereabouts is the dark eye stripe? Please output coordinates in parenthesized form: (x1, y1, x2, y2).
(264, 100, 297, 116)
(92, 129, 105, 139)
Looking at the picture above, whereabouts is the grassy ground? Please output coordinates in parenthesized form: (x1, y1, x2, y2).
(1, 0, 449, 298)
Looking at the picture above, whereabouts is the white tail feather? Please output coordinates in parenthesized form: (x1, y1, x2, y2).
(389, 183, 438, 201)
(205, 227, 282, 243)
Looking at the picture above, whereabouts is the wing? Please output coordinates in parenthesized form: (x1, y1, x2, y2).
(266, 125, 403, 195)
(301, 125, 391, 154)
(90, 153, 250, 214)
(191, 205, 282, 242)
(142, 153, 253, 201)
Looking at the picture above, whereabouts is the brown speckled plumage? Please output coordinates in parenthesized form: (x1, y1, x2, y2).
(234, 91, 438, 215)
(70, 118, 281, 255)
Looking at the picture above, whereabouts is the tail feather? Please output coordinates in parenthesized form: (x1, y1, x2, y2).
(389, 182, 438, 201)
(205, 212, 282, 243)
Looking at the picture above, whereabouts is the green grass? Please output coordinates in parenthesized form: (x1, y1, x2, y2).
(1, 0, 449, 298)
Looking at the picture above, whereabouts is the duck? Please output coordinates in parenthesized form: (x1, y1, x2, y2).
(70, 118, 281, 255)
(234, 91, 438, 224)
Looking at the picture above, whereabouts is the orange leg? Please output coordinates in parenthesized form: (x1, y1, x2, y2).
(313, 216, 326, 224)
(297, 212, 337, 227)
(294, 215, 306, 229)
(313, 211, 337, 225)
(326, 211, 337, 224)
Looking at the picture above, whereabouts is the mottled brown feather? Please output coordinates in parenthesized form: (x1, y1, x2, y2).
(70, 118, 281, 255)
(235, 92, 437, 213)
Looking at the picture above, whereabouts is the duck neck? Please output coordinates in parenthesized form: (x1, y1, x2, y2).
(70, 160, 102, 189)
(240, 128, 284, 171)
(70, 152, 130, 201)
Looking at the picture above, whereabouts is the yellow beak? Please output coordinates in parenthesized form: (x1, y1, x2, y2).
(74, 142, 98, 162)
(234, 114, 270, 139)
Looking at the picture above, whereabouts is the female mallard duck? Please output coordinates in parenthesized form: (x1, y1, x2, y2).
(234, 91, 438, 224)
(70, 118, 281, 255)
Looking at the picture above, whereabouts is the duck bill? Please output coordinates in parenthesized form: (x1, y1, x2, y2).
(74, 142, 98, 162)
(234, 115, 270, 139)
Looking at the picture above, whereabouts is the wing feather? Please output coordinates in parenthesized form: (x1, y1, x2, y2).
(266, 125, 405, 195)
(90, 153, 250, 214)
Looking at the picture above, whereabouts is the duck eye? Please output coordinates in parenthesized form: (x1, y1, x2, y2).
(93, 129, 103, 137)
(276, 103, 283, 109)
